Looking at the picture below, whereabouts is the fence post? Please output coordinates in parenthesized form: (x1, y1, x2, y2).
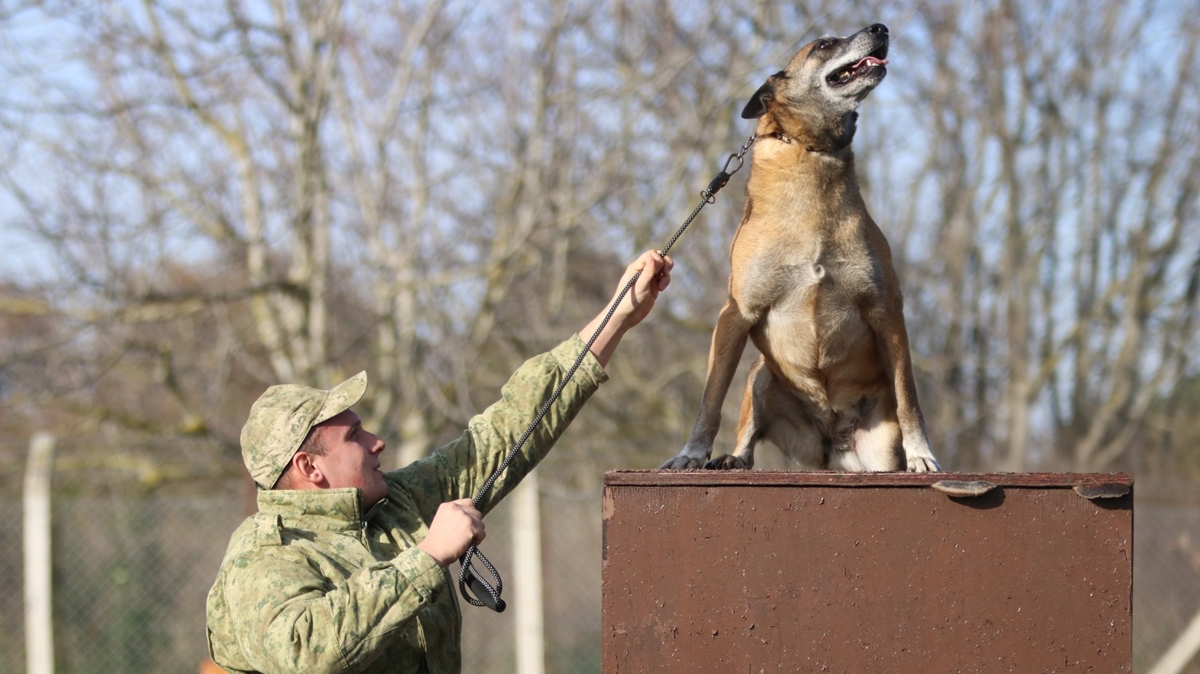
(513, 471, 545, 674)
(24, 432, 56, 674)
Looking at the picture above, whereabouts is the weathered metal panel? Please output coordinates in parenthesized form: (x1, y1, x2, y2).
(602, 471, 1132, 673)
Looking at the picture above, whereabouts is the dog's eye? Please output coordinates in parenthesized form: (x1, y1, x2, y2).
(816, 40, 833, 51)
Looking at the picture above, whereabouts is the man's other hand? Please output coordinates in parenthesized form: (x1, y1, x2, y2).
(417, 498, 486, 567)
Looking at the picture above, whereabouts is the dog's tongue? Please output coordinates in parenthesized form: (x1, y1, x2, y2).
(855, 56, 888, 69)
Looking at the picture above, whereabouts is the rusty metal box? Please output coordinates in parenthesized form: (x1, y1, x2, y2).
(602, 471, 1132, 673)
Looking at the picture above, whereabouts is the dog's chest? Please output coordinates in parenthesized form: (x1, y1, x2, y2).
(739, 240, 887, 375)
(741, 243, 885, 318)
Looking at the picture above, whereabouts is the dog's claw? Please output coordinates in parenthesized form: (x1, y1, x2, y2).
(705, 454, 751, 470)
(907, 455, 942, 473)
(658, 455, 708, 470)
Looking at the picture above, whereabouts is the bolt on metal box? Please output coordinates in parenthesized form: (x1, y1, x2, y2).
(602, 471, 1132, 673)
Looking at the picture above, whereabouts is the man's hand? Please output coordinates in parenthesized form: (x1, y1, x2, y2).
(417, 498, 486, 568)
(580, 250, 673, 367)
(611, 249, 673, 331)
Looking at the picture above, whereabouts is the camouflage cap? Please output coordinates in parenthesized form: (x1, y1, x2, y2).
(240, 371, 368, 488)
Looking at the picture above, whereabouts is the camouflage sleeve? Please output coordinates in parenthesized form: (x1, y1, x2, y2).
(222, 545, 444, 672)
(400, 334, 608, 519)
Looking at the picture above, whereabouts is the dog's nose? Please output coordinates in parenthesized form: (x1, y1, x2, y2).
(867, 23, 888, 36)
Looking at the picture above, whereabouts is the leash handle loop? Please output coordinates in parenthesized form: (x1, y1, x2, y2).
(460, 543, 506, 612)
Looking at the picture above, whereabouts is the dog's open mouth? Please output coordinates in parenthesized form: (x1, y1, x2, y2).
(827, 45, 889, 86)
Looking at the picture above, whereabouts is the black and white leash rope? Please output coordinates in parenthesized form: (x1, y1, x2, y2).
(458, 133, 758, 613)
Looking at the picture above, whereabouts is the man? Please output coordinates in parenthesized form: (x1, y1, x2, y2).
(206, 250, 672, 673)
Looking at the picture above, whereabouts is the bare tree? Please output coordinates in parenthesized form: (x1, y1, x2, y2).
(1, 0, 1198, 496)
(866, 0, 1200, 472)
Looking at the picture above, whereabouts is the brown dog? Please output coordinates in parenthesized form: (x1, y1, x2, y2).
(660, 24, 940, 473)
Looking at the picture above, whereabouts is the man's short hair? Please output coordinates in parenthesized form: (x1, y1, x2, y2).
(272, 425, 328, 489)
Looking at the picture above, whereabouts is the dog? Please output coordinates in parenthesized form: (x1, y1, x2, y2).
(660, 24, 941, 473)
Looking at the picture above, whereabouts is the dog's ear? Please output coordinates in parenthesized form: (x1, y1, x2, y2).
(741, 72, 784, 119)
(741, 82, 773, 119)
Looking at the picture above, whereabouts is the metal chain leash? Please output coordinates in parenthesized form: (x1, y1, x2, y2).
(459, 133, 757, 613)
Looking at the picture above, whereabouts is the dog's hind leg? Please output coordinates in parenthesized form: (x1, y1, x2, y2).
(829, 396, 904, 471)
(706, 358, 770, 470)
(709, 359, 825, 470)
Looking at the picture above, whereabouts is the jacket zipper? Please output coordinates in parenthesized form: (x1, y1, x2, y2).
(360, 497, 388, 547)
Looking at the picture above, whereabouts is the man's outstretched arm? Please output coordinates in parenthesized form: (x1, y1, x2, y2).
(399, 250, 673, 518)
(578, 249, 673, 367)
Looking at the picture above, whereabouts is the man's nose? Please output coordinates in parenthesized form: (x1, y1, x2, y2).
(370, 433, 386, 454)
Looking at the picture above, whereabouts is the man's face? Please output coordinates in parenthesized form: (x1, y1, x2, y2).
(312, 409, 389, 507)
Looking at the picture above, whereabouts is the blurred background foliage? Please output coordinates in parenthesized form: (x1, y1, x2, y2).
(0, 0, 1197, 671)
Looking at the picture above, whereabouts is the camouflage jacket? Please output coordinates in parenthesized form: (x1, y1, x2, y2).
(206, 336, 608, 673)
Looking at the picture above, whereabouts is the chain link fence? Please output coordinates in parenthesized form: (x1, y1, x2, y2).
(1134, 480, 1200, 674)
(0, 486, 26, 670)
(0, 472, 1197, 673)
(0, 472, 604, 673)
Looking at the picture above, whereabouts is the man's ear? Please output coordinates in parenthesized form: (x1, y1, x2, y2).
(741, 72, 783, 119)
(291, 451, 325, 486)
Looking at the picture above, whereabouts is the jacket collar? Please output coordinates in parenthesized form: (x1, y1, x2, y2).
(257, 487, 382, 531)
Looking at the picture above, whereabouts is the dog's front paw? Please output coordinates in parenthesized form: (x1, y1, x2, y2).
(659, 439, 713, 470)
(705, 454, 752, 470)
(906, 454, 942, 472)
(659, 454, 708, 470)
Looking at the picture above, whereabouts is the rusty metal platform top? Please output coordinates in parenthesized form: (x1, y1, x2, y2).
(604, 469, 1133, 488)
